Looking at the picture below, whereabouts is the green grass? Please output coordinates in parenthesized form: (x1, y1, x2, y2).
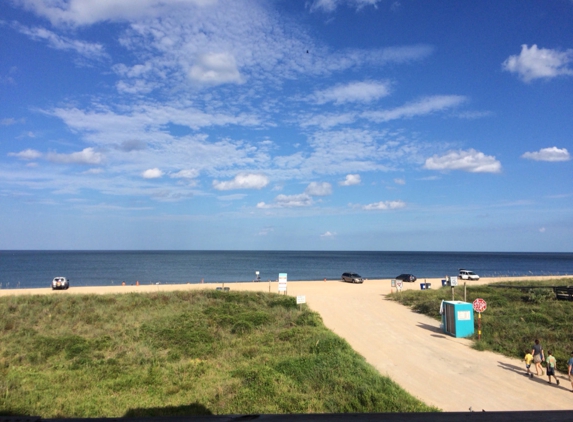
(388, 278, 573, 373)
(0, 290, 436, 417)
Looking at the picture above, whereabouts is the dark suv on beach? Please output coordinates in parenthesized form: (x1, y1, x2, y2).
(341, 272, 363, 284)
(396, 273, 417, 282)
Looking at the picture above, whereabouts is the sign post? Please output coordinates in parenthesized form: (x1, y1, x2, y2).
(395, 280, 403, 292)
(296, 295, 306, 310)
(278, 273, 287, 294)
(472, 298, 487, 340)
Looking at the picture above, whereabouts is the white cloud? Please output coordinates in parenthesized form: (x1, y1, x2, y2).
(189, 52, 243, 86)
(1, 118, 19, 126)
(16, 0, 216, 26)
(83, 168, 104, 175)
(217, 194, 246, 201)
(257, 226, 274, 236)
(213, 173, 269, 191)
(305, 181, 332, 196)
(394, 178, 405, 185)
(521, 147, 570, 162)
(539, 227, 546, 233)
(339, 174, 361, 186)
(320, 231, 335, 238)
(14, 23, 108, 60)
(502, 44, 573, 83)
(362, 95, 467, 122)
(170, 169, 199, 179)
(309, 0, 382, 13)
(311, 80, 391, 105)
(47, 147, 104, 165)
(142, 168, 164, 179)
(363, 200, 406, 210)
(300, 112, 357, 129)
(8, 148, 42, 160)
(257, 193, 312, 208)
(424, 149, 501, 173)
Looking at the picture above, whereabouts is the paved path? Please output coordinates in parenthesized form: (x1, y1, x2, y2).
(3, 276, 573, 411)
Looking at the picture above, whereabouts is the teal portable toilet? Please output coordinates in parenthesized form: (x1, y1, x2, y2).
(441, 301, 474, 338)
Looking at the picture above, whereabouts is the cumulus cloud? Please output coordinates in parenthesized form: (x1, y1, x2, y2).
(320, 231, 336, 238)
(170, 169, 199, 179)
(362, 95, 467, 122)
(521, 147, 570, 162)
(311, 80, 391, 105)
(8, 148, 42, 160)
(424, 149, 501, 173)
(394, 178, 405, 185)
(339, 174, 361, 186)
(257, 193, 313, 209)
(47, 147, 104, 165)
(213, 173, 269, 191)
(189, 52, 243, 86)
(363, 200, 406, 210)
(502, 44, 573, 83)
(305, 181, 332, 196)
(142, 168, 164, 179)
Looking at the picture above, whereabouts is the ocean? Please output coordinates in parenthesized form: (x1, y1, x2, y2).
(1, 250, 572, 289)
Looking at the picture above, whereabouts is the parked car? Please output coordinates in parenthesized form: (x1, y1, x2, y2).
(459, 269, 479, 280)
(396, 273, 417, 282)
(341, 272, 364, 284)
(52, 276, 70, 290)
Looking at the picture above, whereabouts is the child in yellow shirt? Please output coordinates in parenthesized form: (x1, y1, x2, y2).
(524, 350, 534, 378)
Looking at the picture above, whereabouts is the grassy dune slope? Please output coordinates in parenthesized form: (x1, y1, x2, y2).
(389, 278, 573, 374)
(0, 290, 436, 417)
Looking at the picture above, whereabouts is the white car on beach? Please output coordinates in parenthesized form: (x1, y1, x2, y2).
(52, 276, 70, 290)
(459, 269, 479, 280)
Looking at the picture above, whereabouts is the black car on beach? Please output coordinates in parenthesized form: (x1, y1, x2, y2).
(396, 274, 417, 282)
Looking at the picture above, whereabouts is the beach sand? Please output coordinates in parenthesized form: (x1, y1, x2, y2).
(2, 275, 573, 411)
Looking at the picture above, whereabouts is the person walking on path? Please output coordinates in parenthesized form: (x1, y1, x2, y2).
(567, 352, 573, 393)
(531, 339, 544, 376)
(524, 350, 534, 378)
(546, 351, 559, 385)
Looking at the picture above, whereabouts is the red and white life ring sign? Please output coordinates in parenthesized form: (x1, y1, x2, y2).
(473, 298, 487, 313)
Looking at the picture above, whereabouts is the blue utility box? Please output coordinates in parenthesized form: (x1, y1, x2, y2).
(441, 301, 474, 338)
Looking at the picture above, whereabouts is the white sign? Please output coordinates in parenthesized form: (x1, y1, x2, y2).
(296, 295, 306, 304)
(396, 280, 403, 291)
(450, 276, 458, 286)
(278, 273, 287, 292)
(458, 310, 471, 321)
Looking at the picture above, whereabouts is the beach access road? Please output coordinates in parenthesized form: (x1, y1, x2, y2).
(2, 275, 573, 412)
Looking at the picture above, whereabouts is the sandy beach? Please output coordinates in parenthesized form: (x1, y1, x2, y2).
(2, 275, 573, 411)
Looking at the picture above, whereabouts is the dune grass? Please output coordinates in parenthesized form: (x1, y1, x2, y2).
(388, 278, 573, 374)
(0, 290, 436, 417)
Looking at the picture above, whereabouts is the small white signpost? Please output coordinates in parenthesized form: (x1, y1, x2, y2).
(278, 273, 287, 294)
(396, 280, 403, 292)
(296, 295, 306, 309)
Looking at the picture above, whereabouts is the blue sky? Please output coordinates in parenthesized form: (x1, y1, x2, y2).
(1, 0, 572, 251)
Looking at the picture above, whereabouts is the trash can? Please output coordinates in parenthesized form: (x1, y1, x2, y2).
(420, 283, 426, 290)
(426, 283, 431, 289)
(441, 279, 447, 286)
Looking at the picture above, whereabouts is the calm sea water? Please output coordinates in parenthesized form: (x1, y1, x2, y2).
(1, 250, 572, 289)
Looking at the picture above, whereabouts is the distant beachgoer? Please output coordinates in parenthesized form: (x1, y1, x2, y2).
(546, 351, 559, 385)
(531, 339, 544, 376)
(524, 350, 534, 378)
(567, 352, 573, 393)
